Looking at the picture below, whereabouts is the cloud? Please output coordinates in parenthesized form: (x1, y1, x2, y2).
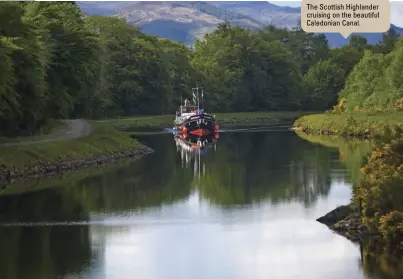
(85, 181, 363, 279)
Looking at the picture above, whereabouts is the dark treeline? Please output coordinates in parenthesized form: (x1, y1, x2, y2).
(0, 2, 400, 136)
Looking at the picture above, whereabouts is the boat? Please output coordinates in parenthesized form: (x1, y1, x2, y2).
(174, 83, 219, 136)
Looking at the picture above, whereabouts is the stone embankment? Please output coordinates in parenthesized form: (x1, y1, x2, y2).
(222, 115, 306, 126)
(318, 203, 403, 251)
(291, 127, 372, 139)
(0, 146, 154, 186)
(220, 118, 286, 124)
(316, 203, 374, 242)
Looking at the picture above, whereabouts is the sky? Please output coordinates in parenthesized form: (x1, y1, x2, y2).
(269, 1, 403, 27)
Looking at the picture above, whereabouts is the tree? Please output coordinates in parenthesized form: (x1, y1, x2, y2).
(379, 28, 401, 54)
(330, 45, 364, 78)
(302, 59, 345, 110)
(349, 35, 368, 52)
(191, 24, 303, 112)
(338, 38, 403, 112)
(257, 25, 331, 75)
(0, 2, 49, 135)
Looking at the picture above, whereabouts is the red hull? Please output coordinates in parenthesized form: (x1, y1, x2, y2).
(189, 128, 212, 136)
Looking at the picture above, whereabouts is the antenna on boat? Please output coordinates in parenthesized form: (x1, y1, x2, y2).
(196, 81, 200, 108)
(192, 81, 204, 111)
(201, 87, 204, 110)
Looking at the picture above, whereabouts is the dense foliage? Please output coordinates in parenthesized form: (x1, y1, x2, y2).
(0, 2, 400, 136)
(0, 2, 198, 136)
(356, 138, 403, 247)
(334, 33, 403, 113)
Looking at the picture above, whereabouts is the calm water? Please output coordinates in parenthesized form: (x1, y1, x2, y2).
(0, 130, 400, 279)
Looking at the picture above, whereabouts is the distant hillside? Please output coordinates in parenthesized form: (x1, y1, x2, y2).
(324, 24, 403, 48)
(210, 1, 300, 29)
(209, 1, 403, 47)
(113, 1, 264, 45)
(77, 1, 403, 47)
(77, 1, 132, 15)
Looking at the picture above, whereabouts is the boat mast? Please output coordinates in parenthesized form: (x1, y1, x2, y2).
(201, 87, 204, 109)
(192, 82, 204, 110)
(196, 81, 199, 108)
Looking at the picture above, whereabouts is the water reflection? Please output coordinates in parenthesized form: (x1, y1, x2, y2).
(195, 132, 342, 207)
(0, 131, 400, 279)
(174, 132, 219, 177)
(360, 240, 403, 279)
(0, 190, 93, 279)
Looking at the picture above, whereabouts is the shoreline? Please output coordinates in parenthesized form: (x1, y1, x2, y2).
(0, 112, 316, 186)
(316, 203, 403, 252)
(0, 146, 154, 186)
(0, 118, 293, 185)
(291, 126, 373, 139)
(119, 118, 296, 133)
(292, 112, 403, 139)
(113, 111, 316, 130)
(316, 203, 374, 242)
(293, 114, 403, 252)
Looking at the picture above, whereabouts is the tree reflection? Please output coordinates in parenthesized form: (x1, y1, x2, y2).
(295, 132, 374, 187)
(1, 134, 194, 215)
(0, 131, 398, 279)
(194, 131, 342, 207)
(0, 190, 92, 279)
(294, 132, 403, 279)
(360, 240, 403, 279)
(0, 134, 195, 279)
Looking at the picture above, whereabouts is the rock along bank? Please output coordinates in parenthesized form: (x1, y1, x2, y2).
(0, 146, 154, 186)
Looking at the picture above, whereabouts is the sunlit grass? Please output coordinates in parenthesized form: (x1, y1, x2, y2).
(101, 111, 317, 129)
(293, 112, 403, 138)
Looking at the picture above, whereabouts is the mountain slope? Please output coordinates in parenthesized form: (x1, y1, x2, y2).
(77, 1, 403, 47)
(113, 1, 264, 45)
(324, 24, 403, 48)
(210, 1, 403, 47)
(210, 1, 301, 29)
(77, 1, 132, 15)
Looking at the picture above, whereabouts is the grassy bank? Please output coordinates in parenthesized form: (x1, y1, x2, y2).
(1, 111, 315, 174)
(0, 122, 143, 169)
(107, 111, 317, 130)
(296, 117, 403, 253)
(293, 112, 403, 138)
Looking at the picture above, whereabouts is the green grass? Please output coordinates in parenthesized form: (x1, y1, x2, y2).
(0, 122, 142, 169)
(101, 111, 317, 130)
(214, 111, 315, 121)
(0, 111, 316, 169)
(109, 115, 173, 129)
(293, 112, 403, 139)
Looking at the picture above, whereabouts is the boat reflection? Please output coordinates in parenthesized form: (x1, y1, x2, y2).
(174, 132, 219, 177)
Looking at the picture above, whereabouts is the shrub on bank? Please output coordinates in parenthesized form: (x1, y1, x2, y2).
(357, 138, 403, 246)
